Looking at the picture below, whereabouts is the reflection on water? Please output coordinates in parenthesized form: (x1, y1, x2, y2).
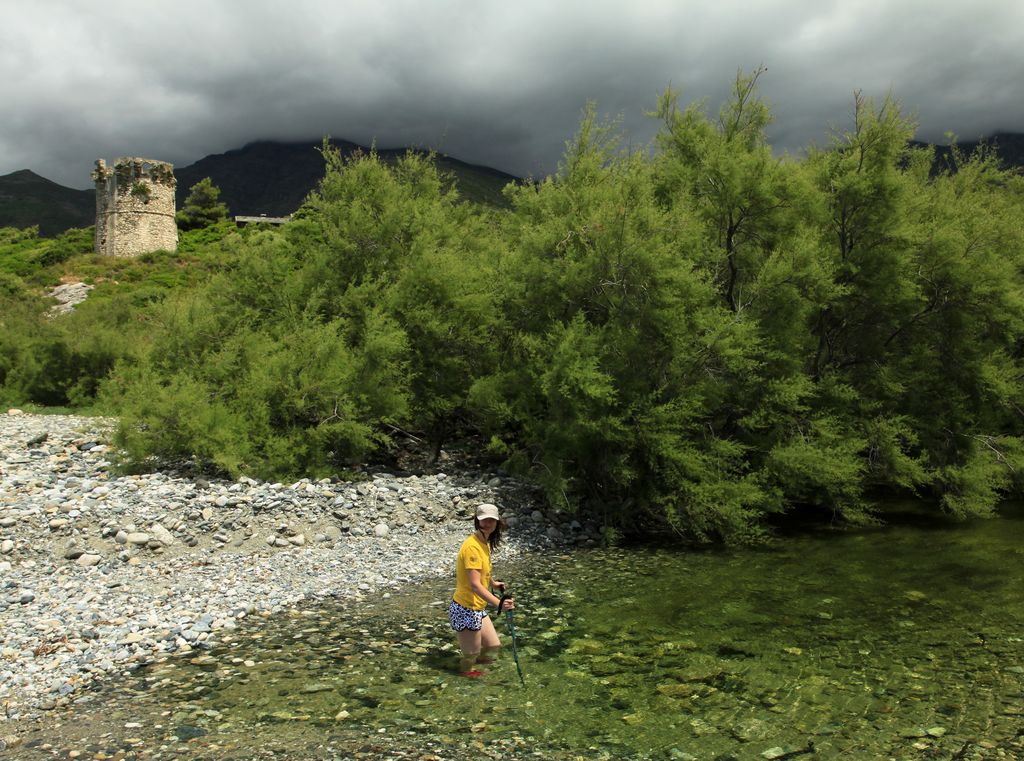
(14, 505, 1024, 760)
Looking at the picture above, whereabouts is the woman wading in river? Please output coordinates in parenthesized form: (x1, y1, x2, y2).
(449, 503, 515, 677)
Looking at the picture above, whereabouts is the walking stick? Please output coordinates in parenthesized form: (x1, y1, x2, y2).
(497, 591, 525, 685)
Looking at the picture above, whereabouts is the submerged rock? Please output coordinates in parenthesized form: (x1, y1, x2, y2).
(173, 725, 208, 740)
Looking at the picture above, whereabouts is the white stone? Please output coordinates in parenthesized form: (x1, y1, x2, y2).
(150, 523, 175, 546)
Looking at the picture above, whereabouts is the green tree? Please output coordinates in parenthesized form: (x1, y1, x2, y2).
(653, 67, 809, 314)
(649, 72, 872, 526)
(176, 177, 229, 230)
(106, 227, 412, 479)
(289, 144, 502, 458)
(801, 94, 1024, 518)
(880, 144, 1024, 515)
(110, 147, 499, 477)
(472, 107, 768, 542)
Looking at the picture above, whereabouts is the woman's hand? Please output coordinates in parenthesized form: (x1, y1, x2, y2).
(496, 596, 515, 613)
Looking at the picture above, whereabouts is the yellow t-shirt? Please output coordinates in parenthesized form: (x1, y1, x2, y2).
(453, 533, 492, 610)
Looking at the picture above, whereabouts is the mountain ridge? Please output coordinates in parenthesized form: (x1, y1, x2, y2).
(0, 139, 521, 238)
(0, 169, 94, 236)
(2, 133, 1022, 237)
(173, 138, 521, 217)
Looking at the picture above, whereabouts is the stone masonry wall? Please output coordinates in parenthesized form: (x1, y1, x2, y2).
(92, 158, 178, 257)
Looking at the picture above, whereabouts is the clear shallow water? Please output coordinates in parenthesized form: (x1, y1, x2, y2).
(15, 506, 1024, 760)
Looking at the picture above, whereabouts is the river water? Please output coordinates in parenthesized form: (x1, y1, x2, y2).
(12, 505, 1024, 760)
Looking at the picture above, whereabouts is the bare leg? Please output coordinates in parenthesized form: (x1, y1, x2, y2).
(457, 628, 482, 673)
(477, 615, 502, 663)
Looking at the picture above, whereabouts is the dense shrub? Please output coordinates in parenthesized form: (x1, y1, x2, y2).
(4, 76, 1024, 542)
(36, 227, 94, 267)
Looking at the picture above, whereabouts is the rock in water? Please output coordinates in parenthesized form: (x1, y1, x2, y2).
(173, 725, 208, 740)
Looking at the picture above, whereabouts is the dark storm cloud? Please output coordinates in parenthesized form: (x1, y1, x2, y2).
(3, 0, 1022, 188)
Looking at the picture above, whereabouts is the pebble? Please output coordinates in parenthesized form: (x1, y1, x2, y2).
(0, 413, 598, 722)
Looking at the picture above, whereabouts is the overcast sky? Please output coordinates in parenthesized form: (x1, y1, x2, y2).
(3, 0, 1022, 189)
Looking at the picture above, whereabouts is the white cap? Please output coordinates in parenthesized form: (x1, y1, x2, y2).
(475, 503, 500, 521)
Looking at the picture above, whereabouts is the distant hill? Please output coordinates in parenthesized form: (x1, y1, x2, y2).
(2, 133, 1022, 237)
(174, 139, 521, 217)
(0, 140, 519, 238)
(966, 131, 1024, 166)
(0, 169, 93, 236)
(911, 131, 1024, 173)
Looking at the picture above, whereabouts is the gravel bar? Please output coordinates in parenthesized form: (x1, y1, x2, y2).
(0, 410, 597, 724)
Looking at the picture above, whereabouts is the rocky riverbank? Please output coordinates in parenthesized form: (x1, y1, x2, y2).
(0, 411, 596, 729)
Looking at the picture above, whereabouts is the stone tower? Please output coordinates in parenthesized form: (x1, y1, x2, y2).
(92, 157, 178, 256)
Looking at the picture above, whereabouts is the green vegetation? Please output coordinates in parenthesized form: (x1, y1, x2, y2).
(3, 74, 1023, 542)
(0, 222, 242, 411)
(176, 177, 229, 230)
(0, 226, 94, 287)
(130, 182, 152, 201)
